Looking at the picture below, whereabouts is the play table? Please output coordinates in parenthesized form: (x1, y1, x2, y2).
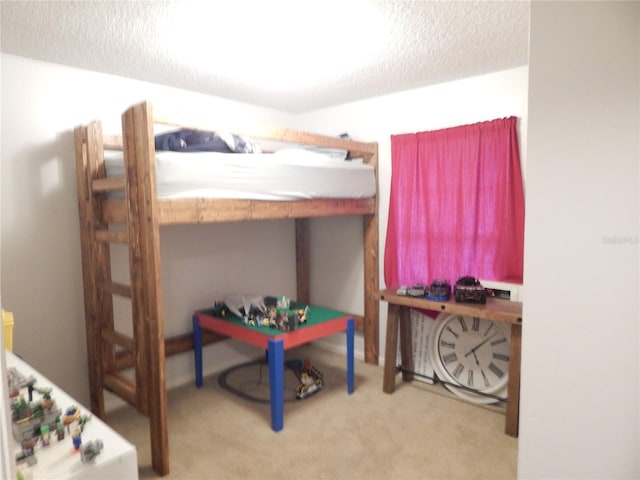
(192, 303, 354, 432)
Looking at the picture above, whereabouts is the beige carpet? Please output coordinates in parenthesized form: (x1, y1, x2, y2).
(106, 345, 518, 480)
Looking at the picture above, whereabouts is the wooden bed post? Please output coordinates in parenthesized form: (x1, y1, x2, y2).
(122, 101, 170, 476)
(363, 143, 380, 365)
(295, 218, 310, 305)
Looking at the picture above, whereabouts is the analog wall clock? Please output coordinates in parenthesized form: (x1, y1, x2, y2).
(428, 312, 510, 405)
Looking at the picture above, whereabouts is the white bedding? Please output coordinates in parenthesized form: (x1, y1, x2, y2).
(104, 149, 376, 200)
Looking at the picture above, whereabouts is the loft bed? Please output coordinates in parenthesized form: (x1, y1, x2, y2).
(72, 101, 379, 476)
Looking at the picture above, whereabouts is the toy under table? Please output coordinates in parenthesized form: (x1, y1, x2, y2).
(192, 305, 355, 431)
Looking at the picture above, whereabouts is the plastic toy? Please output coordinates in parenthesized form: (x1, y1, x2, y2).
(426, 279, 451, 301)
(223, 294, 267, 320)
(62, 405, 80, 427)
(407, 284, 426, 297)
(453, 276, 487, 304)
(8, 367, 67, 467)
(70, 420, 83, 451)
(11, 387, 62, 445)
(287, 359, 324, 400)
(80, 439, 104, 463)
(39, 425, 50, 447)
(7, 367, 36, 399)
(61, 405, 92, 451)
(215, 295, 310, 332)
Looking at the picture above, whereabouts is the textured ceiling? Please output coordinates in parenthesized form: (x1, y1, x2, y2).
(0, 0, 530, 113)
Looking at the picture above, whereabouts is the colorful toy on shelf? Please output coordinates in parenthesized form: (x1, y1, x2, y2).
(453, 276, 487, 304)
(407, 284, 426, 297)
(426, 279, 451, 301)
(396, 285, 408, 295)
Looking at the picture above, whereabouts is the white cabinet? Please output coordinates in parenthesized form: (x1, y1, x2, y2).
(6, 351, 138, 479)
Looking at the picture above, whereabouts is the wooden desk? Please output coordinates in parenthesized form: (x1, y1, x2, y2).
(192, 305, 354, 432)
(377, 288, 522, 437)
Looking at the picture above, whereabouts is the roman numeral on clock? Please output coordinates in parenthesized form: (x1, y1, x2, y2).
(453, 363, 464, 379)
(493, 353, 509, 362)
(488, 362, 505, 378)
(467, 369, 474, 387)
(443, 352, 458, 364)
(440, 340, 455, 349)
(472, 317, 480, 332)
(458, 316, 468, 332)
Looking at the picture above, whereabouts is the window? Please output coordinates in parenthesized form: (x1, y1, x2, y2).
(384, 117, 525, 287)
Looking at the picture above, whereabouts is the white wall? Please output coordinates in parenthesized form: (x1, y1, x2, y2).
(519, 2, 639, 479)
(0, 54, 306, 406)
(299, 67, 529, 359)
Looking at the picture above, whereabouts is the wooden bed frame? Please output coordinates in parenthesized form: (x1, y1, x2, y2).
(72, 101, 379, 476)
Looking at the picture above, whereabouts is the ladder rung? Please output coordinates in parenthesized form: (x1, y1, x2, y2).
(95, 229, 128, 243)
(114, 350, 134, 371)
(104, 373, 137, 408)
(92, 177, 125, 193)
(106, 281, 131, 298)
(102, 328, 135, 351)
(103, 135, 123, 149)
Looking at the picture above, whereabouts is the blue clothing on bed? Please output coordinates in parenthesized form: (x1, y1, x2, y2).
(155, 129, 232, 153)
(155, 129, 260, 153)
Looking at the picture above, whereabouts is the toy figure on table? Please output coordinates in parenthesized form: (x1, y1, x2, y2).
(216, 295, 310, 332)
(62, 405, 92, 452)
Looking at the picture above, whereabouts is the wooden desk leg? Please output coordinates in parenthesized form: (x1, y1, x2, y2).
(398, 306, 414, 383)
(383, 303, 400, 393)
(505, 323, 522, 437)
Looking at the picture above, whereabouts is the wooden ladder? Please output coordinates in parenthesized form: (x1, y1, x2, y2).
(73, 106, 169, 476)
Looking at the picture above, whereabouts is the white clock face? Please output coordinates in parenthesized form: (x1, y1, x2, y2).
(429, 313, 510, 404)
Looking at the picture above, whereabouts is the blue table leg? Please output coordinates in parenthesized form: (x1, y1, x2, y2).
(347, 317, 355, 394)
(267, 337, 284, 432)
(193, 315, 203, 388)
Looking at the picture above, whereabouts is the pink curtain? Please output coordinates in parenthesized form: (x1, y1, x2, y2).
(384, 117, 525, 287)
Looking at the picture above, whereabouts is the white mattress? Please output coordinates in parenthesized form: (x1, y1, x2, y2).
(104, 149, 376, 200)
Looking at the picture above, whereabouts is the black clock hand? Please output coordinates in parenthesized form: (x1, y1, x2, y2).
(471, 349, 480, 366)
(464, 332, 498, 357)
